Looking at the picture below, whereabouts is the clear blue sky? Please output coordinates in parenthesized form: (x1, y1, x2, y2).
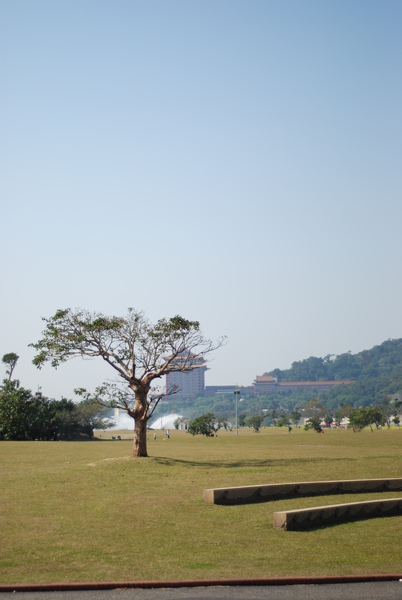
(1, 0, 401, 398)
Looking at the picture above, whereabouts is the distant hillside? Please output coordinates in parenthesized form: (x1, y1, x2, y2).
(265, 339, 402, 382)
(264, 339, 402, 409)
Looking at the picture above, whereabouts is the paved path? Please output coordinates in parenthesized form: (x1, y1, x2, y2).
(1, 582, 402, 600)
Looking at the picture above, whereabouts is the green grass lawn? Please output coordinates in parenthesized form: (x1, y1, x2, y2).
(0, 427, 401, 584)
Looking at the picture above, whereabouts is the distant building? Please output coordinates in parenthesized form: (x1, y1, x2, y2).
(204, 385, 254, 397)
(165, 353, 207, 400)
(253, 375, 354, 395)
(252, 376, 278, 394)
(165, 368, 355, 401)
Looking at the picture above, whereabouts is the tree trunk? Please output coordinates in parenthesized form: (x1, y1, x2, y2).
(133, 416, 148, 457)
(132, 387, 149, 457)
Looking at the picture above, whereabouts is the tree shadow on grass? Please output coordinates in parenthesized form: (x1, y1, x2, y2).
(151, 456, 356, 469)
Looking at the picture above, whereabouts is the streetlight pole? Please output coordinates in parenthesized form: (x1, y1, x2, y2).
(234, 387, 240, 436)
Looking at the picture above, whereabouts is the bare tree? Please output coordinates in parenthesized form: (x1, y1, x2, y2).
(30, 308, 225, 457)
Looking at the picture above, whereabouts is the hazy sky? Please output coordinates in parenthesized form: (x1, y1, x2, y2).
(1, 0, 401, 399)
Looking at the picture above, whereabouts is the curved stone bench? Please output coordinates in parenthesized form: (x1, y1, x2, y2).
(273, 497, 402, 530)
(204, 478, 402, 505)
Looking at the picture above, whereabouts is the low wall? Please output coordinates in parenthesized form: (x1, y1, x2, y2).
(203, 478, 402, 505)
(273, 497, 402, 530)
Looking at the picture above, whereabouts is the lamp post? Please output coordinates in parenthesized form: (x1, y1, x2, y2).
(234, 387, 241, 436)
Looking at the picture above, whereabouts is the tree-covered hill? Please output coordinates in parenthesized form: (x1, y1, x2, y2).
(261, 338, 402, 411)
(265, 338, 402, 382)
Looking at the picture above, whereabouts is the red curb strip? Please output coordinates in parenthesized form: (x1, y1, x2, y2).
(1, 575, 401, 592)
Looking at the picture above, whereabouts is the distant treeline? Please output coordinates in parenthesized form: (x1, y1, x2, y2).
(0, 379, 113, 441)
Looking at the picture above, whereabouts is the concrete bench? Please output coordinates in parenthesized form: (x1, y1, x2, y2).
(273, 497, 402, 530)
(203, 478, 402, 505)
